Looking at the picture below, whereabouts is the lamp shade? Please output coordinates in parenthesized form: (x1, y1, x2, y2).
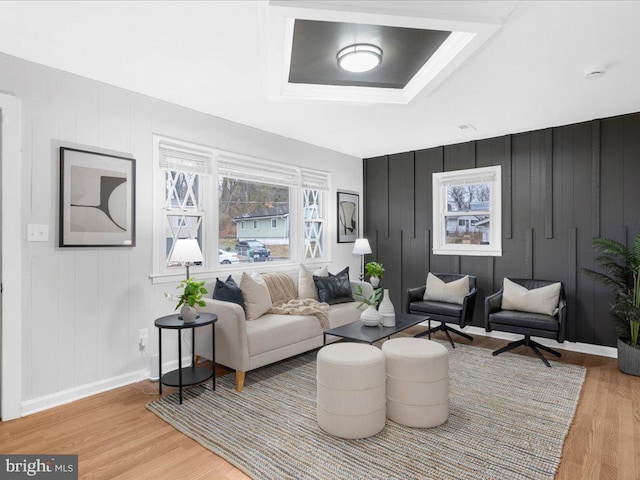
(352, 238, 372, 255)
(170, 238, 204, 264)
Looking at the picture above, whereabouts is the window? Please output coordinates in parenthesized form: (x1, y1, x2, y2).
(301, 169, 329, 260)
(156, 139, 212, 272)
(153, 135, 330, 276)
(217, 154, 297, 265)
(432, 165, 501, 256)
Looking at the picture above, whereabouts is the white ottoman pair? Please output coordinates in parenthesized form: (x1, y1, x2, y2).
(316, 338, 449, 438)
(382, 337, 449, 428)
(316, 343, 386, 439)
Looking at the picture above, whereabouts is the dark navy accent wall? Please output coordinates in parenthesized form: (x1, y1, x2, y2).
(363, 112, 640, 347)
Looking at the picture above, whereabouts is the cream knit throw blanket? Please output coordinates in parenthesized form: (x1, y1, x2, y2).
(262, 273, 330, 329)
(269, 299, 331, 330)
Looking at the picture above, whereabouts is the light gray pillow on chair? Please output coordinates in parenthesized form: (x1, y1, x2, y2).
(501, 278, 561, 316)
(423, 273, 469, 305)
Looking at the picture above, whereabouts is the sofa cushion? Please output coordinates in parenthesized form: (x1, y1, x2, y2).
(262, 272, 298, 307)
(298, 264, 318, 301)
(298, 265, 329, 301)
(245, 313, 324, 356)
(212, 275, 244, 308)
(327, 302, 363, 329)
(423, 273, 468, 305)
(314, 267, 354, 305)
(240, 272, 272, 320)
(502, 278, 561, 316)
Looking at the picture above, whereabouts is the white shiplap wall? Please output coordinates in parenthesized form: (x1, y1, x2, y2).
(0, 53, 362, 414)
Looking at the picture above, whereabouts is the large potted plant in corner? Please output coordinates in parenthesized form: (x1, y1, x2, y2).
(583, 231, 640, 376)
(175, 278, 208, 323)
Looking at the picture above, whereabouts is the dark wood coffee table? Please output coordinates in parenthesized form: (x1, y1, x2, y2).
(323, 313, 429, 345)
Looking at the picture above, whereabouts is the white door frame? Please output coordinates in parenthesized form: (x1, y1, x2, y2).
(1, 92, 22, 420)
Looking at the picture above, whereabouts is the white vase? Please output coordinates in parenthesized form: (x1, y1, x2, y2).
(181, 305, 198, 323)
(360, 304, 382, 326)
(379, 289, 396, 327)
(370, 276, 380, 287)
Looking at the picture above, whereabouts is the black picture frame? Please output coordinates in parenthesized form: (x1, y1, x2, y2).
(337, 191, 359, 243)
(59, 146, 136, 247)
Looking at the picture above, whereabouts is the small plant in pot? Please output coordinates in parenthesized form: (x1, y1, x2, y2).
(176, 278, 208, 323)
(583, 231, 640, 376)
(365, 261, 384, 287)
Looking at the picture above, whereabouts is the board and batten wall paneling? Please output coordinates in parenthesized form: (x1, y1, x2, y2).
(364, 111, 640, 348)
(2, 51, 361, 408)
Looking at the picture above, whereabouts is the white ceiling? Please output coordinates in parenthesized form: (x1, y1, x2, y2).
(0, 1, 638, 158)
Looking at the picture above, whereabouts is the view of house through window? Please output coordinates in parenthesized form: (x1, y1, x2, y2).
(156, 136, 330, 272)
(445, 183, 491, 245)
(432, 165, 501, 257)
(218, 177, 290, 263)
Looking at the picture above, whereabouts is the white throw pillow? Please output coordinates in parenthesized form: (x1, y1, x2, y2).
(298, 264, 319, 301)
(423, 273, 469, 305)
(240, 272, 272, 320)
(501, 278, 561, 316)
(313, 265, 329, 277)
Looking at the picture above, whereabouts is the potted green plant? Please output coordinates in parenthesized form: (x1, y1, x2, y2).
(176, 278, 208, 323)
(365, 261, 384, 287)
(583, 231, 640, 376)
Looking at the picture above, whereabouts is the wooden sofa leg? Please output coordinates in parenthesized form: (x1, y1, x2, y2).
(194, 355, 201, 366)
(235, 371, 246, 392)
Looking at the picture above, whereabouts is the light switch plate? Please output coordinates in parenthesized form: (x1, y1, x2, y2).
(27, 224, 49, 242)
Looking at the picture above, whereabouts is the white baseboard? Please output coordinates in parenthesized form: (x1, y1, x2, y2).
(20, 357, 191, 417)
(453, 325, 617, 358)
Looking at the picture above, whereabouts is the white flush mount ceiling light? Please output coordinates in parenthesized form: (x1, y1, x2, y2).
(337, 44, 382, 73)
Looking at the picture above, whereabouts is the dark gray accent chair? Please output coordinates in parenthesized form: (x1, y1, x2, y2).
(485, 278, 567, 367)
(406, 273, 477, 348)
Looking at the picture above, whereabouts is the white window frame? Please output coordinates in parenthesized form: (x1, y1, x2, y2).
(152, 136, 331, 281)
(253, 220, 259, 230)
(152, 136, 215, 277)
(271, 218, 277, 229)
(240, 221, 246, 230)
(432, 165, 502, 257)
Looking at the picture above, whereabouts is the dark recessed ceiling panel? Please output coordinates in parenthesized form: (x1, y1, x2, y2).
(289, 20, 451, 89)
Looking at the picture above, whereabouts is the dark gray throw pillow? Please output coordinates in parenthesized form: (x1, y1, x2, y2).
(313, 267, 354, 305)
(213, 275, 244, 307)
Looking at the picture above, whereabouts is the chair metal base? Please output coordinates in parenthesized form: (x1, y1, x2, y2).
(414, 319, 473, 348)
(491, 335, 561, 367)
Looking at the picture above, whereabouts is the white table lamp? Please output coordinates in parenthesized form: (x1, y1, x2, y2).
(170, 238, 204, 280)
(352, 238, 372, 281)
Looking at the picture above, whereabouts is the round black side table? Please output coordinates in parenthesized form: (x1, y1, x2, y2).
(155, 312, 217, 404)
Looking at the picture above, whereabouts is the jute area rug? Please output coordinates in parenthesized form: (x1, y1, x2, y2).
(147, 340, 586, 480)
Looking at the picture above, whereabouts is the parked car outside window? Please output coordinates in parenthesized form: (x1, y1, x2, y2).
(235, 240, 270, 261)
(218, 249, 239, 264)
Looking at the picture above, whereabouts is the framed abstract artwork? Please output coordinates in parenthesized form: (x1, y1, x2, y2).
(337, 191, 358, 243)
(59, 147, 136, 247)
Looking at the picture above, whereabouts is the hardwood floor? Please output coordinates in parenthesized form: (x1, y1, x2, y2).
(1, 331, 638, 480)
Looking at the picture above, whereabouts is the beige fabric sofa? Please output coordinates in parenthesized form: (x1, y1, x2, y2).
(194, 275, 372, 392)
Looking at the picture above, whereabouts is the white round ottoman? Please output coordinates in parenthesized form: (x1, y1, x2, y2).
(316, 343, 386, 439)
(381, 337, 449, 428)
